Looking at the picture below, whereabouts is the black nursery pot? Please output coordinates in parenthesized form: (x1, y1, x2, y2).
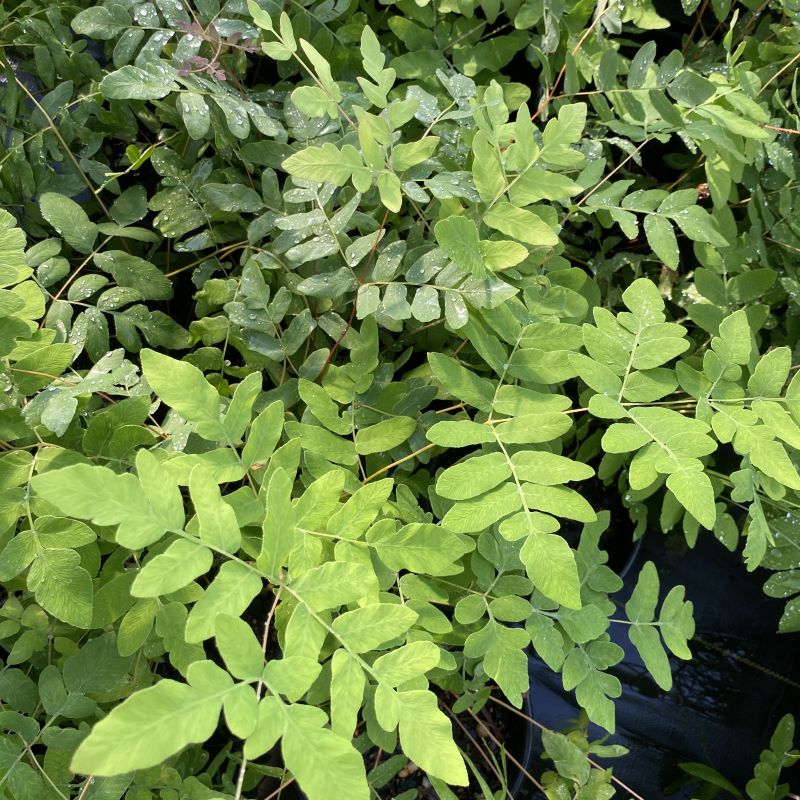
(526, 532, 800, 800)
(507, 692, 537, 798)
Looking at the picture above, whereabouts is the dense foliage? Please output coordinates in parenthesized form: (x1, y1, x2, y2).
(1, 0, 800, 797)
